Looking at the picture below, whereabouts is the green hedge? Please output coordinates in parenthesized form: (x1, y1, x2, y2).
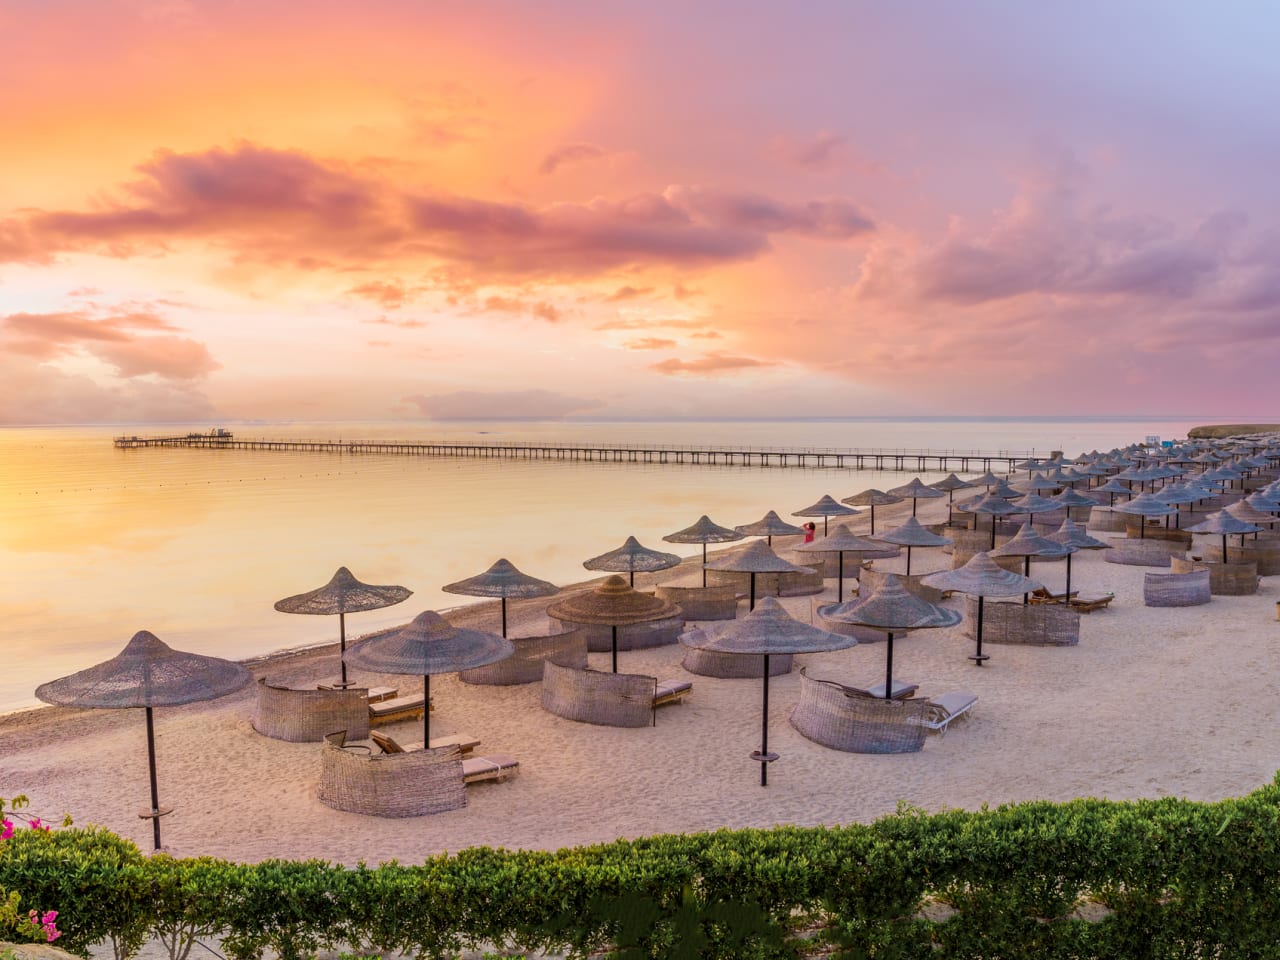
(4, 777, 1280, 959)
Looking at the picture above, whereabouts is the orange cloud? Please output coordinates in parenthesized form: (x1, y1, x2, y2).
(539, 142, 607, 174)
(650, 352, 776, 376)
(623, 337, 677, 350)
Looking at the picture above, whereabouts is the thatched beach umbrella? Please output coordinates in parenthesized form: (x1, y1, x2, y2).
(958, 493, 1023, 548)
(922, 553, 1041, 666)
(1025, 472, 1063, 493)
(583, 536, 681, 587)
(841, 489, 903, 535)
(792, 494, 859, 536)
(442, 558, 558, 638)
(1008, 492, 1062, 527)
(886, 477, 945, 518)
(1112, 492, 1176, 537)
(819, 574, 960, 698)
(663, 515, 745, 587)
(545, 575, 680, 673)
(972, 470, 1003, 489)
(1046, 518, 1109, 601)
(36, 631, 252, 850)
(1184, 511, 1263, 566)
(704, 540, 807, 611)
(736, 510, 807, 546)
(987, 479, 1022, 500)
(680, 597, 856, 786)
(873, 516, 953, 575)
(1052, 486, 1096, 516)
(794, 522, 888, 602)
(344, 610, 513, 744)
(274, 567, 412, 687)
(931, 474, 976, 524)
(1094, 477, 1134, 506)
(991, 522, 1071, 604)
(1224, 500, 1279, 528)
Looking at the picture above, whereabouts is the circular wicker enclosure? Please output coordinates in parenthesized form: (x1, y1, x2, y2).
(317, 741, 465, 817)
(1169, 557, 1259, 596)
(458, 628, 588, 685)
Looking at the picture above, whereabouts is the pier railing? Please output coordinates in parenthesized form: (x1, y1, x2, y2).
(112, 433, 1040, 472)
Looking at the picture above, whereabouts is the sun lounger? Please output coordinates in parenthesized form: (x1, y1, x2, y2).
(1028, 588, 1078, 605)
(858, 680, 919, 701)
(1069, 592, 1115, 613)
(370, 731, 479, 756)
(318, 683, 398, 703)
(915, 692, 978, 736)
(368, 693, 433, 727)
(653, 679, 692, 707)
(461, 753, 520, 783)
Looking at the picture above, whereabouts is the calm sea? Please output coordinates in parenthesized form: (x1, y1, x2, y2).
(0, 416, 1217, 712)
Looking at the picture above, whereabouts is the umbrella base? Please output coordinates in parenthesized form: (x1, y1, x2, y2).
(967, 654, 990, 666)
(750, 750, 779, 763)
(137, 806, 173, 820)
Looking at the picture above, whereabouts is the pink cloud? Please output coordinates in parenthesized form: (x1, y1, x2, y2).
(539, 142, 608, 174)
(650, 352, 776, 376)
(3, 143, 875, 281)
(93, 335, 220, 379)
(605, 285, 654, 301)
(482, 295, 562, 322)
(623, 337, 677, 350)
(348, 280, 415, 308)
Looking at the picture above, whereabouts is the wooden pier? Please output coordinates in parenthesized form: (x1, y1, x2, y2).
(112, 432, 1035, 472)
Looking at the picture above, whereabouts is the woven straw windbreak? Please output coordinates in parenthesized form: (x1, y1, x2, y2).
(458, 629, 588, 686)
(654, 585, 739, 620)
(317, 741, 466, 817)
(1201, 541, 1280, 576)
(251, 678, 371, 742)
(540, 661, 656, 728)
(1142, 570, 1212, 607)
(961, 598, 1081, 646)
(1168, 558, 1259, 596)
(1103, 541, 1184, 567)
(680, 647, 792, 678)
(788, 672, 929, 754)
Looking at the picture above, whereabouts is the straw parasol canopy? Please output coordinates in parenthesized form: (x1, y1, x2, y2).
(583, 535, 681, 587)
(931, 473, 977, 524)
(1025, 472, 1063, 492)
(704, 539, 807, 610)
(1052, 486, 1097, 512)
(971, 470, 1003, 489)
(1185, 511, 1263, 565)
(680, 597, 856, 786)
(1046, 518, 1110, 602)
(873, 516, 953, 575)
(792, 494, 860, 536)
(958, 493, 1023, 548)
(987, 479, 1022, 499)
(344, 610, 513, 743)
(1094, 477, 1134, 506)
(442, 558, 558, 637)
(1224, 500, 1279, 527)
(921, 553, 1041, 666)
(840, 489, 903, 534)
(1112, 492, 1176, 537)
(546, 575, 681, 672)
(820, 574, 961, 699)
(885, 477, 945, 517)
(36, 630, 252, 850)
(663, 515, 746, 587)
(991, 522, 1072, 604)
(795, 522, 890, 603)
(1008, 492, 1063, 526)
(735, 510, 807, 546)
(274, 567, 412, 686)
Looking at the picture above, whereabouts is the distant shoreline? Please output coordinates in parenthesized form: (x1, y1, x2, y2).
(1188, 423, 1280, 439)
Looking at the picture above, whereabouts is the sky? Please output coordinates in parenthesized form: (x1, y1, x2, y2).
(2, 0, 1279, 424)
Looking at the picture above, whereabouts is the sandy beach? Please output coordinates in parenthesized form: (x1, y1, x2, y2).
(3, 491, 1278, 867)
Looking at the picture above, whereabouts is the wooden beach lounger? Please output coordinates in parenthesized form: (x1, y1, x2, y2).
(1028, 588, 1078, 605)
(318, 682, 398, 703)
(368, 693, 433, 727)
(1069, 593, 1115, 613)
(653, 679, 693, 707)
(461, 753, 520, 783)
(916, 692, 978, 736)
(370, 731, 480, 756)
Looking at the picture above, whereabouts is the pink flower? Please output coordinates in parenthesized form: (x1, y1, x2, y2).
(1, 819, 13, 840)
(28, 817, 49, 831)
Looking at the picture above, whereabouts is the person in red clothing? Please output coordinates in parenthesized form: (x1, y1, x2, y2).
(803, 522, 816, 543)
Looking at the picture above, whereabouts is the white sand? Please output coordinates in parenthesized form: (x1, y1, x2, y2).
(3, 494, 1278, 865)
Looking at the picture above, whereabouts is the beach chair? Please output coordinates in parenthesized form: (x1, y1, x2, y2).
(915, 692, 978, 736)
(370, 731, 480, 756)
(368, 693, 433, 727)
(1028, 587, 1078, 605)
(461, 754, 520, 783)
(653, 679, 692, 707)
(1069, 592, 1115, 613)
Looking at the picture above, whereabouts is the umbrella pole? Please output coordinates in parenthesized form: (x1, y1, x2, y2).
(612, 625, 618, 673)
(339, 611, 348, 686)
(884, 633, 894, 700)
(1023, 557, 1031, 605)
(751, 656, 777, 786)
(912, 498, 918, 518)
(749, 572, 757, 612)
(423, 674, 431, 745)
(501, 598, 508, 639)
(990, 517, 997, 549)
(144, 706, 163, 851)
(629, 570, 635, 587)
(905, 546, 913, 577)
(837, 551, 845, 603)
(702, 544, 708, 588)
(971, 596, 989, 666)
(1064, 553, 1073, 604)
(870, 505, 876, 536)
